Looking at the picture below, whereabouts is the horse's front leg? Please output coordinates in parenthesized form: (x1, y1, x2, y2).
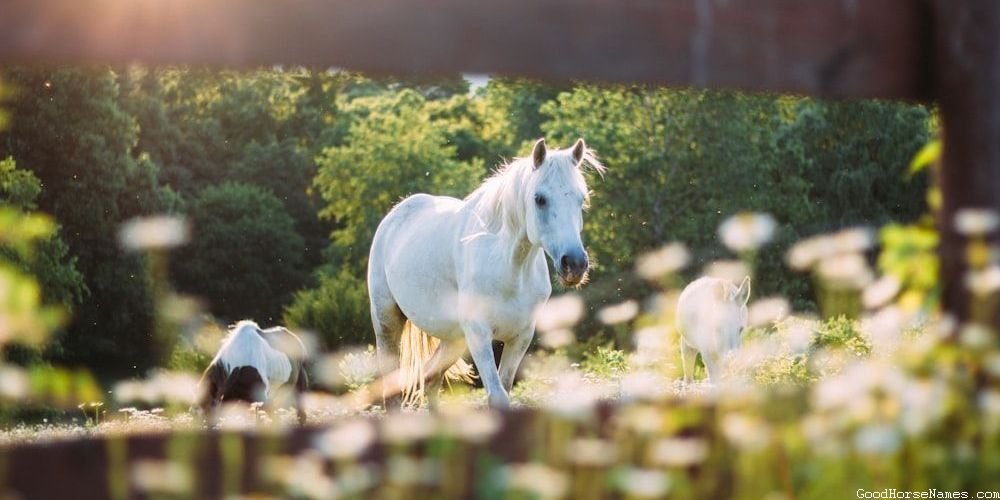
(462, 321, 509, 408)
(498, 329, 533, 394)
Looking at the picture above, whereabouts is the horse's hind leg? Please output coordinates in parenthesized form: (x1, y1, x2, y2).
(424, 338, 469, 408)
(370, 290, 406, 408)
(680, 338, 698, 382)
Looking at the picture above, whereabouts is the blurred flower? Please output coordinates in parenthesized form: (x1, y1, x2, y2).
(649, 437, 709, 467)
(747, 297, 789, 327)
(718, 212, 777, 252)
(565, 438, 617, 467)
(616, 468, 670, 498)
(636, 243, 690, 279)
(387, 456, 439, 486)
(543, 372, 603, 420)
(954, 208, 999, 236)
(965, 265, 1000, 295)
(832, 227, 876, 254)
(721, 413, 771, 451)
(119, 215, 190, 251)
(539, 328, 576, 349)
(617, 405, 665, 435)
(281, 452, 336, 499)
(502, 463, 568, 499)
(979, 390, 1000, 417)
(381, 411, 437, 445)
(440, 407, 501, 444)
(621, 370, 672, 402)
(131, 460, 192, 495)
(703, 260, 750, 284)
(960, 324, 992, 349)
(862, 276, 902, 309)
(0, 364, 29, 400)
(313, 418, 375, 460)
(534, 294, 584, 332)
(787, 236, 830, 271)
(816, 253, 874, 290)
(854, 424, 901, 455)
(598, 300, 639, 325)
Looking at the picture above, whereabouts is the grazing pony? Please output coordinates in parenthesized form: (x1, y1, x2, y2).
(368, 138, 603, 408)
(676, 276, 751, 382)
(199, 320, 309, 423)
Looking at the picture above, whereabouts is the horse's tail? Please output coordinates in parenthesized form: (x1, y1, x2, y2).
(398, 320, 476, 407)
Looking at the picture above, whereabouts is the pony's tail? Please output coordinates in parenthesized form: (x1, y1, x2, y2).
(398, 320, 476, 407)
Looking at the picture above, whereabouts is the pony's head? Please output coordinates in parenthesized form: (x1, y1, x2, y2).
(722, 276, 752, 347)
(525, 138, 603, 287)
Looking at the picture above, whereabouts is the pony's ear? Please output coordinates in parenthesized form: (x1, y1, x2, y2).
(571, 138, 586, 164)
(532, 138, 547, 169)
(733, 276, 751, 306)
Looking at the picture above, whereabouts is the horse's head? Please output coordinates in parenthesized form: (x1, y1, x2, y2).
(525, 138, 602, 287)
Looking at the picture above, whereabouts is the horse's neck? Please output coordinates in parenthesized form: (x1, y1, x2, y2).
(502, 225, 543, 276)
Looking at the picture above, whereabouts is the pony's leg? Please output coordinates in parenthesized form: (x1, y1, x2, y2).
(703, 353, 721, 383)
(498, 332, 533, 394)
(463, 321, 509, 408)
(424, 338, 469, 409)
(371, 296, 406, 409)
(680, 339, 698, 382)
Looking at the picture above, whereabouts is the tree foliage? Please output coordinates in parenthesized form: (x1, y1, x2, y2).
(173, 182, 306, 322)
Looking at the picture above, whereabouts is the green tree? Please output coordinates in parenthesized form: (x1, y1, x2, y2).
(0, 68, 170, 377)
(313, 89, 482, 273)
(173, 182, 306, 322)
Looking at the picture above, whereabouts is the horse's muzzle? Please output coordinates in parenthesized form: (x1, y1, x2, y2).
(558, 251, 590, 286)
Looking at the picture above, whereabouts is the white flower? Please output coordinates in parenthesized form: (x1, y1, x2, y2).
(635, 243, 690, 279)
(440, 407, 501, 444)
(854, 424, 901, 455)
(616, 468, 670, 498)
(621, 370, 672, 402)
(313, 419, 375, 460)
(786, 235, 831, 271)
(0, 365, 29, 400)
(565, 438, 617, 467)
(703, 260, 750, 284)
(119, 215, 190, 251)
(721, 413, 771, 450)
(539, 328, 576, 349)
(381, 411, 437, 445)
(718, 212, 777, 252)
(649, 437, 709, 467)
(831, 227, 876, 254)
(543, 372, 602, 420)
(954, 208, 999, 235)
(597, 300, 639, 325)
(131, 460, 192, 495)
(747, 297, 789, 327)
(502, 463, 568, 499)
(862, 275, 902, 309)
(816, 253, 874, 290)
(533, 294, 584, 332)
(965, 265, 1000, 295)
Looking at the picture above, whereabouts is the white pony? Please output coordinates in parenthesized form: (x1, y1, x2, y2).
(199, 320, 309, 423)
(368, 138, 603, 408)
(676, 276, 751, 382)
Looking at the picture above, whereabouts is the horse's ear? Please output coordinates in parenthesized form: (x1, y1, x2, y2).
(532, 138, 547, 169)
(571, 138, 586, 164)
(733, 276, 751, 306)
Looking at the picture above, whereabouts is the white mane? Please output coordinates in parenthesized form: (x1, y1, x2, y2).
(465, 148, 604, 234)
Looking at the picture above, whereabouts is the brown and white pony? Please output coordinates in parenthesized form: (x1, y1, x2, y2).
(199, 320, 309, 424)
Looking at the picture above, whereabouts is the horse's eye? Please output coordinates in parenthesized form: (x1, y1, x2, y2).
(534, 194, 547, 207)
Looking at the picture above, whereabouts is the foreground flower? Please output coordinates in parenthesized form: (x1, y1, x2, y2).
(635, 243, 690, 279)
(502, 463, 568, 499)
(954, 208, 1000, 236)
(598, 300, 639, 325)
(533, 293, 585, 332)
(313, 419, 375, 460)
(118, 215, 190, 251)
(718, 212, 777, 252)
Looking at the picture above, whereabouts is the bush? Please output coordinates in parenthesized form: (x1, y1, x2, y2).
(284, 269, 372, 350)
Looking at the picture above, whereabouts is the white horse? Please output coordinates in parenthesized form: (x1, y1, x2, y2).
(368, 138, 603, 408)
(199, 320, 309, 423)
(676, 276, 751, 382)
